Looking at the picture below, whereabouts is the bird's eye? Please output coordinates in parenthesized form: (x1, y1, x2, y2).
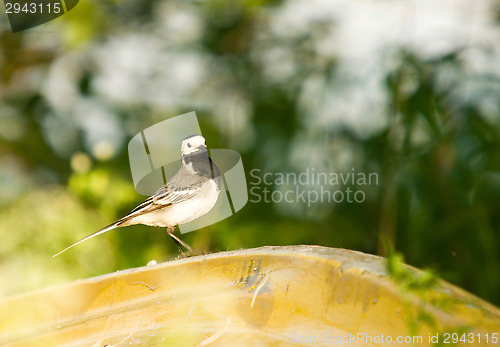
(187, 143, 191, 148)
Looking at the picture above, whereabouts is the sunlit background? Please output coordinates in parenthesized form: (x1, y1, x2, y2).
(1, 0, 500, 307)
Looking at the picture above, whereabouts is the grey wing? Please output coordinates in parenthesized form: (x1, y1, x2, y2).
(126, 185, 199, 217)
(153, 185, 200, 204)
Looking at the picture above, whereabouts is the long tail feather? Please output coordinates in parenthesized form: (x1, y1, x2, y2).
(53, 220, 124, 257)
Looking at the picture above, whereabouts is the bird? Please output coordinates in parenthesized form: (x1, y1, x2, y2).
(53, 134, 222, 257)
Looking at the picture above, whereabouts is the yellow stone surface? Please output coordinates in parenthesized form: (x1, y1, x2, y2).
(0, 246, 498, 346)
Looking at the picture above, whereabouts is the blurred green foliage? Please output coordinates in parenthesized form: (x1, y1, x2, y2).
(0, 0, 499, 308)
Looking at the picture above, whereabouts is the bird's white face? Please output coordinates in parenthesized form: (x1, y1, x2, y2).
(181, 135, 207, 155)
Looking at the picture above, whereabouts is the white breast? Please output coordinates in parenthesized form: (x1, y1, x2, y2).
(172, 180, 220, 225)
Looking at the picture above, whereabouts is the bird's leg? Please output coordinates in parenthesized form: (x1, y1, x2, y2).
(166, 226, 193, 254)
(168, 228, 184, 254)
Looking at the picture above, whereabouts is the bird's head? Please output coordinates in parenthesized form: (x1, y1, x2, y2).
(181, 135, 207, 156)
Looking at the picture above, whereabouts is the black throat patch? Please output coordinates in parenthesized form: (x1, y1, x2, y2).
(183, 150, 221, 180)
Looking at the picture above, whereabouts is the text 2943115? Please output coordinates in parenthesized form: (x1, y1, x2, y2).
(5, 2, 61, 14)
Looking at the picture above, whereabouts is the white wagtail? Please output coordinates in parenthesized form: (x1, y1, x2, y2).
(53, 135, 222, 257)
